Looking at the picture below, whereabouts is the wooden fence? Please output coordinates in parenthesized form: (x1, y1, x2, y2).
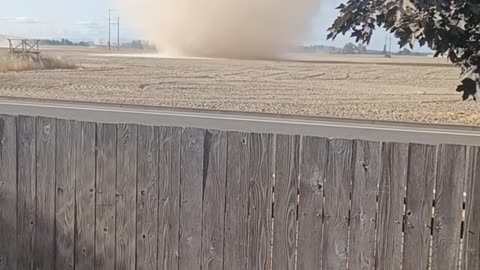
(0, 114, 479, 270)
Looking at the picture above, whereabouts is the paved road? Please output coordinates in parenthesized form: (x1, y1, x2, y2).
(0, 97, 479, 145)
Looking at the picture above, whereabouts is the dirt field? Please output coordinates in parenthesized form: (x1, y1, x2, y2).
(1, 47, 479, 126)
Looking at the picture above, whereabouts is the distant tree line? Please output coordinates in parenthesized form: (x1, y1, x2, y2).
(39, 39, 93, 47)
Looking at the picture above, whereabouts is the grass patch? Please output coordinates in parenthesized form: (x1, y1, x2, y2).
(0, 54, 77, 72)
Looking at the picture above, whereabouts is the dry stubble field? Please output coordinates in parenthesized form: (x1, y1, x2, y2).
(0, 47, 479, 125)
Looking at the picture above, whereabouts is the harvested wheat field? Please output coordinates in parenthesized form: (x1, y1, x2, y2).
(0, 47, 478, 125)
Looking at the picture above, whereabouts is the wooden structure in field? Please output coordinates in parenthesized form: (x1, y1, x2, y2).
(8, 39, 41, 57)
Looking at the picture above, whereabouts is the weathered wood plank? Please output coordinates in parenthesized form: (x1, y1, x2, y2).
(224, 131, 250, 270)
(464, 146, 480, 270)
(136, 125, 159, 270)
(432, 144, 466, 270)
(348, 140, 381, 270)
(247, 133, 274, 270)
(0, 115, 17, 270)
(179, 128, 205, 270)
(403, 144, 436, 270)
(116, 124, 138, 270)
(376, 142, 408, 270)
(33, 117, 56, 270)
(322, 139, 354, 270)
(201, 130, 227, 270)
(55, 119, 76, 270)
(95, 123, 117, 269)
(16, 116, 36, 270)
(157, 127, 182, 270)
(74, 121, 96, 270)
(297, 136, 328, 270)
(272, 134, 300, 270)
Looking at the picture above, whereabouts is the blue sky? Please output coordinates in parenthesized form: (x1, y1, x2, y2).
(1, 0, 429, 51)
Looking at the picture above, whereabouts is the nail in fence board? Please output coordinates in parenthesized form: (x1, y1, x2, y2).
(136, 125, 159, 270)
(322, 139, 354, 270)
(116, 124, 138, 270)
(247, 133, 274, 270)
(272, 134, 300, 270)
(157, 127, 181, 270)
(432, 144, 466, 270)
(224, 131, 250, 269)
(74, 121, 96, 270)
(34, 117, 56, 270)
(464, 146, 480, 270)
(348, 140, 381, 270)
(0, 115, 17, 270)
(376, 142, 408, 270)
(179, 128, 205, 270)
(297, 137, 328, 270)
(95, 123, 117, 269)
(55, 119, 76, 270)
(402, 144, 436, 270)
(201, 130, 227, 270)
(16, 116, 36, 270)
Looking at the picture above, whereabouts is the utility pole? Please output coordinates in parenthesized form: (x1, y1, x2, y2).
(117, 15, 120, 51)
(108, 9, 111, 51)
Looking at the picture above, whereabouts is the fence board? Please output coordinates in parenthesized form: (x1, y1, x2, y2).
(136, 125, 159, 270)
(34, 117, 56, 270)
(348, 140, 380, 270)
(95, 123, 117, 269)
(376, 142, 408, 270)
(116, 124, 138, 270)
(157, 127, 181, 270)
(297, 137, 328, 270)
(247, 133, 274, 270)
(55, 119, 76, 270)
(16, 116, 36, 270)
(322, 139, 354, 270)
(403, 144, 436, 270)
(272, 135, 300, 270)
(201, 130, 227, 270)
(432, 144, 466, 270)
(464, 146, 480, 270)
(0, 115, 17, 270)
(224, 131, 250, 269)
(74, 121, 96, 270)
(179, 128, 205, 270)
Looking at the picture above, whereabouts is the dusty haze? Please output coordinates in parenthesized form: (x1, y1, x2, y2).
(117, 0, 321, 58)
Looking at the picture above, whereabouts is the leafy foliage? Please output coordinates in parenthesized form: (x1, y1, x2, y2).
(328, 0, 480, 100)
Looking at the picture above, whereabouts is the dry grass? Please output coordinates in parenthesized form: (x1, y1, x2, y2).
(0, 54, 77, 72)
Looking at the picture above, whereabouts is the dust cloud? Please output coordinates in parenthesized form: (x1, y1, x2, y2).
(117, 0, 321, 59)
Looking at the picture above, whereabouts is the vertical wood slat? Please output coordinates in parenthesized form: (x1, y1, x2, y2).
(0, 115, 17, 270)
(74, 121, 96, 270)
(34, 117, 56, 270)
(224, 132, 250, 270)
(322, 139, 354, 270)
(403, 144, 436, 270)
(464, 146, 480, 270)
(136, 125, 159, 270)
(376, 142, 408, 270)
(95, 123, 117, 269)
(247, 133, 274, 270)
(432, 144, 467, 270)
(297, 137, 328, 270)
(157, 127, 181, 270)
(116, 124, 138, 270)
(16, 116, 36, 270)
(55, 119, 76, 270)
(348, 140, 381, 270)
(272, 135, 300, 270)
(179, 128, 205, 270)
(201, 130, 228, 270)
